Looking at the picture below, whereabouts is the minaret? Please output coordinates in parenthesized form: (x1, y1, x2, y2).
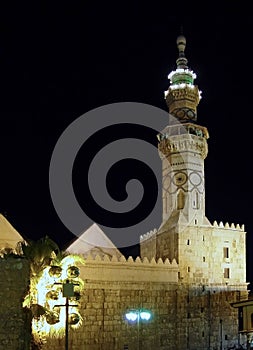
(165, 35, 200, 122)
(140, 34, 247, 289)
(158, 34, 210, 227)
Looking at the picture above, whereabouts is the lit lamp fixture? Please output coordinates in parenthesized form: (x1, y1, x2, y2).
(125, 310, 151, 322)
(24, 259, 84, 347)
(125, 309, 152, 350)
(54, 275, 82, 350)
(48, 265, 62, 278)
(67, 265, 80, 278)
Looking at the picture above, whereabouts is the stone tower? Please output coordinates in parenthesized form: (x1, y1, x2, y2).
(141, 35, 247, 287)
(6, 34, 249, 350)
(160, 34, 209, 227)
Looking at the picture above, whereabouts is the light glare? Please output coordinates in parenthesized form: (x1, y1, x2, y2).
(140, 311, 151, 320)
(126, 312, 138, 322)
(125, 309, 152, 322)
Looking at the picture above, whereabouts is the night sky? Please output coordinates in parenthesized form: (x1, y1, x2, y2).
(1, 4, 253, 283)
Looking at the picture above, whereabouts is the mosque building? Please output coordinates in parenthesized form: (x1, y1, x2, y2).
(0, 35, 250, 350)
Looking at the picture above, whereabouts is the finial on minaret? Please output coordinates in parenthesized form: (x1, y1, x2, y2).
(177, 35, 186, 56)
(164, 33, 201, 123)
(176, 34, 188, 69)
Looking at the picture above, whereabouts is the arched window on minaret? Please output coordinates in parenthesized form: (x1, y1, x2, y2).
(165, 195, 168, 214)
(177, 190, 185, 210)
(192, 190, 199, 209)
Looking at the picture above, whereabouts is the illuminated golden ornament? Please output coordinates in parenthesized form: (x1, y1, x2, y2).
(48, 265, 62, 278)
(45, 311, 60, 325)
(46, 290, 59, 300)
(67, 265, 80, 278)
(21, 239, 85, 345)
(68, 313, 80, 325)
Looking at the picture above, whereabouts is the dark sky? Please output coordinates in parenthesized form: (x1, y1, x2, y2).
(1, 4, 253, 281)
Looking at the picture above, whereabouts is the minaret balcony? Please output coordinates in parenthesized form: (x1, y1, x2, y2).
(157, 123, 209, 140)
(165, 85, 200, 113)
(158, 133, 208, 159)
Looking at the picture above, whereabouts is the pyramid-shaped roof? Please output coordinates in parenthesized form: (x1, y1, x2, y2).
(66, 223, 123, 259)
(0, 213, 26, 251)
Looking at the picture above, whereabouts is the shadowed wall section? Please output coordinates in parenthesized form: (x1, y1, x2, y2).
(0, 256, 30, 350)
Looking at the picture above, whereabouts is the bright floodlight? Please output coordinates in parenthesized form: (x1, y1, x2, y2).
(125, 309, 152, 322)
(140, 311, 151, 321)
(125, 311, 138, 322)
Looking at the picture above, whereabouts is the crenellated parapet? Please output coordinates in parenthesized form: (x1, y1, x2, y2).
(83, 252, 177, 266)
(140, 228, 157, 242)
(78, 253, 179, 284)
(212, 220, 245, 231)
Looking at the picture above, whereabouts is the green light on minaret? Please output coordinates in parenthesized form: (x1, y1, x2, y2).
(168, 35, 196, 86)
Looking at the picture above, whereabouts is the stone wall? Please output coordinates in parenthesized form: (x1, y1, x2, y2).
(0, 256, 30, 350)
(0, 253, 248, 350)
(41, 255, 248, 350)
(141, 220, 247, 285)
(42, 255, 178, 350)
(43, 280, 179, 350)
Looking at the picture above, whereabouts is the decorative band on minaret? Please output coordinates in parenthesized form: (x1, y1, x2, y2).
(164, 35, 201, 123)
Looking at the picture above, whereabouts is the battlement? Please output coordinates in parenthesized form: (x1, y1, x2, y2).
(140, 228, 157, 242)
(84, 252, 177, 266)
(78, 253, 178, 284)
(212, 220, 245, 231)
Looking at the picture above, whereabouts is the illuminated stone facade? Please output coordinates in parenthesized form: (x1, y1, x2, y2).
(39, 252, 248, 350)
(0, 35, 250, 350)
(39, 35, 251, 350)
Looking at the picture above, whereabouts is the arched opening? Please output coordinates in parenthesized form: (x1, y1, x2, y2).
(193, 190, 199, 209)
(177, 190, 185, 210)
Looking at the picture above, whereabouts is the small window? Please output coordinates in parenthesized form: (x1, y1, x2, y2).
(203, 257, 205, 262)
(224, 268, 230, 278)
(187, 239, 190, 245)
(223, 247, 229, 258)
(202, 331, 205, 337)
(187, 266, 190, 272)
(239, 307, 243, 331)
(177, 190, 185, 210)
(201, 307, 204, 313)
(193, 191, 199, 209)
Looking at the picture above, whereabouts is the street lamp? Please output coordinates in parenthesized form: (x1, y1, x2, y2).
(53, 266, 81, 350)
(125, 309, 152, 349)
(55, 279, 79, 350)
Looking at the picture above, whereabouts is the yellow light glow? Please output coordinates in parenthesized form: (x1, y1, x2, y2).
(23, 253, 85, 343)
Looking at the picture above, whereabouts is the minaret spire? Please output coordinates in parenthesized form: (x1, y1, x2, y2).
(164, 34, 201, 123)
(176, 34, 188, 69)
